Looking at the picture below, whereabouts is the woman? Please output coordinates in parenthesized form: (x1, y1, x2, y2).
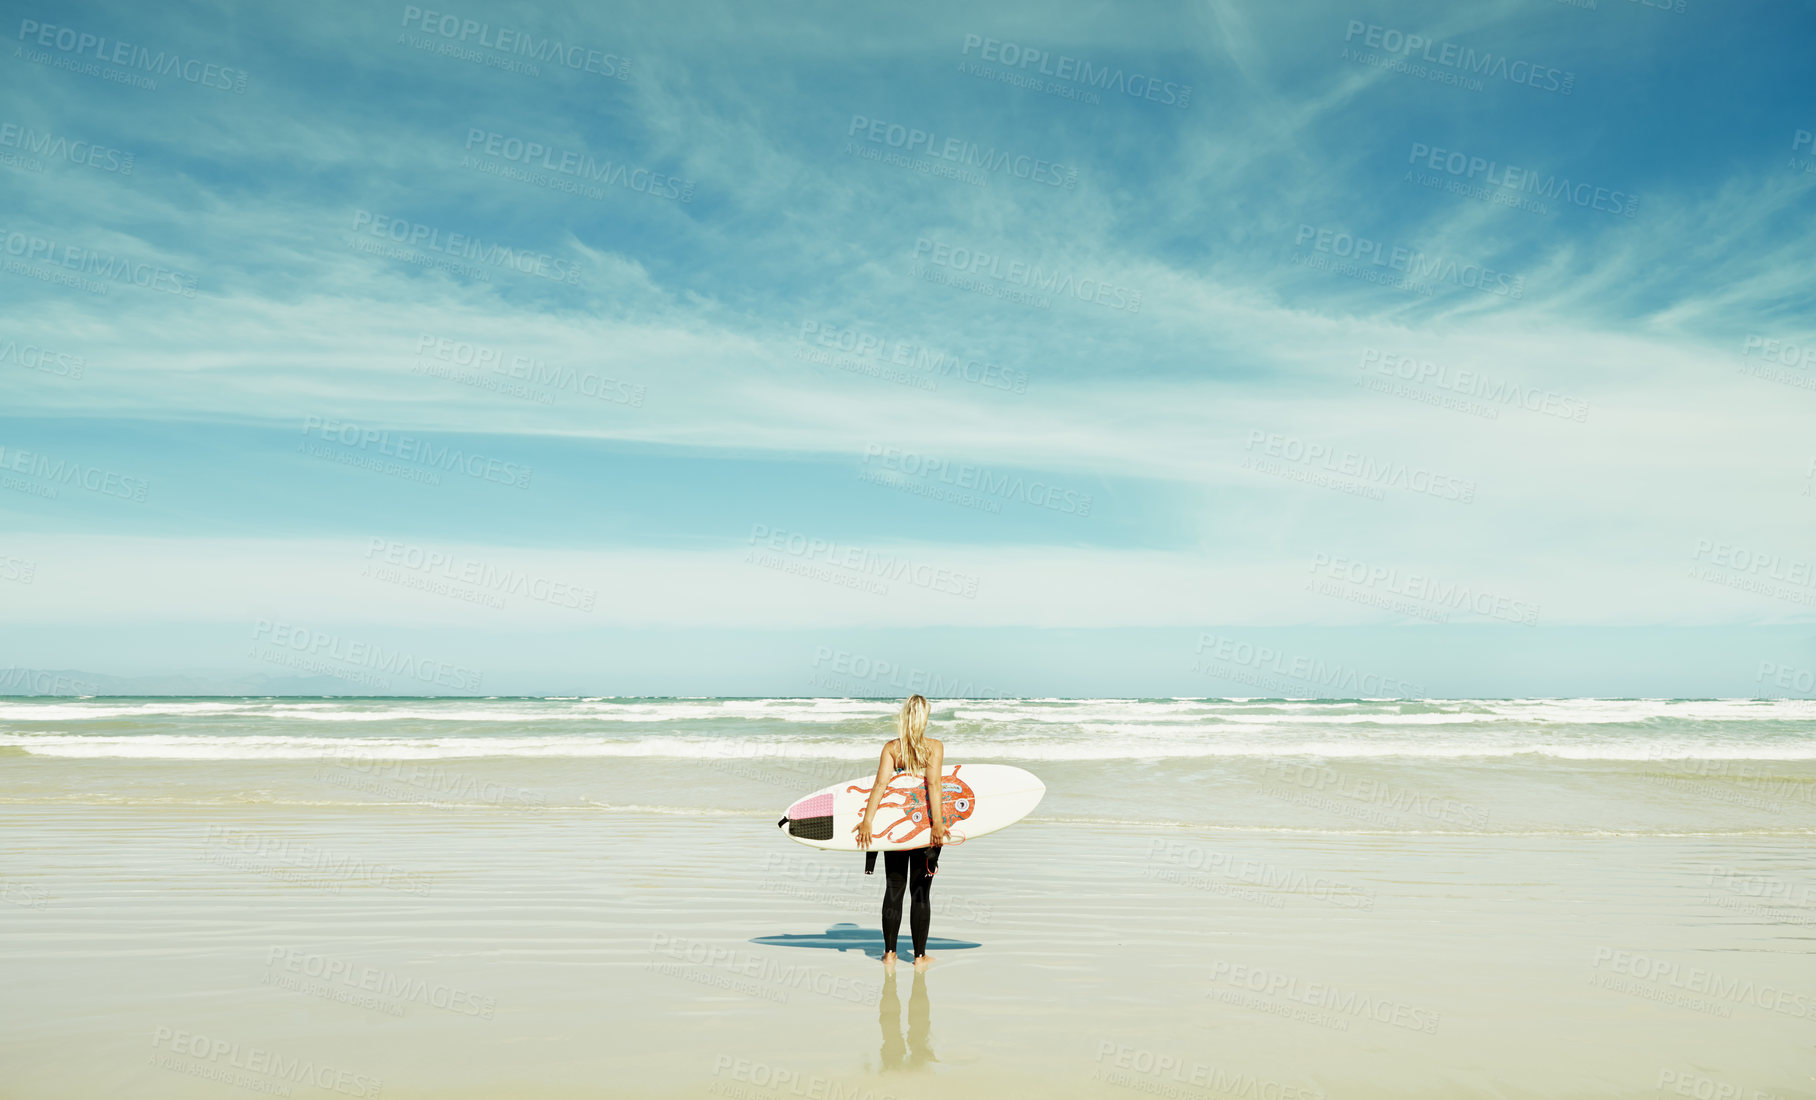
(854, 694, 945, 971)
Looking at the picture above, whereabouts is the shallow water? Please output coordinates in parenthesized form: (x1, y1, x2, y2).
(2, 698, 1813, 1097)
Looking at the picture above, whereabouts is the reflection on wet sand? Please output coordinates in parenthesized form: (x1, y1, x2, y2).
(880, 968, 935, 1073)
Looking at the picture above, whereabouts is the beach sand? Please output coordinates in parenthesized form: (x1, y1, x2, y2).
(2, 699, 1814, 1098)
(3, 704, 1816, 1096)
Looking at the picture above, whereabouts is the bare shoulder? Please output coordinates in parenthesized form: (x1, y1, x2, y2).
(925, 737, 945, 754)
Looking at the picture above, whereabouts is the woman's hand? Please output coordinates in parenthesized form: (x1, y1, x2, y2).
(854, 818, 873, 849)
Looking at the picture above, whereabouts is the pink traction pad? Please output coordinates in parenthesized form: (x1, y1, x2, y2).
(786, 792, 834, 819)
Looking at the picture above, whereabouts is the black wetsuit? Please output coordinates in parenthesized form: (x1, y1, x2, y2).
(881, 762, 941, 959)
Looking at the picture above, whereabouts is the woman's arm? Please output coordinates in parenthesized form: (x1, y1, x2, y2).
(926, 741, 946, 845)
(854, 743, 893, 849)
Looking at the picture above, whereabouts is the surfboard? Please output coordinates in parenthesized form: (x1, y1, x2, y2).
(778, 762, 1045, 851)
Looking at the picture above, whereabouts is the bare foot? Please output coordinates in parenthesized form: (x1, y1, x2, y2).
(912, 953, 933, 972)
(881, 951, 897, 973)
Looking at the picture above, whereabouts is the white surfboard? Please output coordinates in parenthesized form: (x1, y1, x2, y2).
(778, 763, 1045, 851)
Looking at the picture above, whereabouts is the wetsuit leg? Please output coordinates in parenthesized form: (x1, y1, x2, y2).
(881, 850, 908, 956)
(907, 848, 934, 957)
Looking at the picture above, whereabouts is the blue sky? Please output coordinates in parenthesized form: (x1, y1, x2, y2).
(3, 0, 1814, 696)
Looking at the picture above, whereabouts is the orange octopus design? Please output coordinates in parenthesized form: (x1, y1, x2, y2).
(849, 765, 975, 846)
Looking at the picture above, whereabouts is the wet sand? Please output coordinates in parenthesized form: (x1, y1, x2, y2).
(4, 783, 1814, 1098)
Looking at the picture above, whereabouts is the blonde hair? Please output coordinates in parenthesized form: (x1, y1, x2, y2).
(895, 695, 931, 776)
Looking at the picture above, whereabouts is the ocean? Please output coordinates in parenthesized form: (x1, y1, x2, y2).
(5, 696, 1812, 833)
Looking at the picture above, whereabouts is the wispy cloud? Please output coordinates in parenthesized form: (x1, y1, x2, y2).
(3, 0, 1813, 690)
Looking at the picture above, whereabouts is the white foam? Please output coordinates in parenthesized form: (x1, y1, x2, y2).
(0, 701, 262, 720)
(4, 731, 1814, 762)
(0, 698, 902, 724)
(1, 698, 1813, 761)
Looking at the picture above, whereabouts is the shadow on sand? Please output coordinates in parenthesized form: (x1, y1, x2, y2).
(749, 922, 982, 961)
